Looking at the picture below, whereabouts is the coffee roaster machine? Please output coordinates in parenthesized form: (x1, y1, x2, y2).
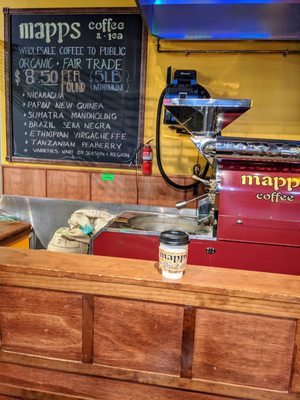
(92, 96, 300, 275)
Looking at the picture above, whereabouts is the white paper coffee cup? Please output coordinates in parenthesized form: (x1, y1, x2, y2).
(159, 230, 190, 280)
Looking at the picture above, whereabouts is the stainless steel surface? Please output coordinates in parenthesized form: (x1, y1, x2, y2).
(163, 98, 252, 136)
(191, 137, 216, 164)
(0, 195, 200, 248)
(137, 1, 300, 41)
(191, 136, 300, 163)
(102, 210, 212, 238)
(215, 137, 300, 162)
(191, 175, 210, 186)
(176, 194, 208, 210)
(128, 214, 201, 233)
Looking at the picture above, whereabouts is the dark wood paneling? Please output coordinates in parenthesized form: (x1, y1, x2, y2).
(3, 167, 46, 197)
(82, 294, 94, 364)
(0, 287, 82, 361)
(137, 175, 185, 207)
(2, 165, 204, 208)
(0, 362, 236, 400)
(192, 309, 296, 391)
(0, 395, 19, 400)
(94, 297, 184, 374)
(0, 384, 76, 400)
(180, 306, 196, 378)
(91, 172, 138, 204)
(47, 170, 91, 200)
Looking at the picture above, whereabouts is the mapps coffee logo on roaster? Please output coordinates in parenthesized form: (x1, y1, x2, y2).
(241, 174, 300, 203)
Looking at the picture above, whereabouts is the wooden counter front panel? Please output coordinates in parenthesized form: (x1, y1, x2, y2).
(0, 247, 300, 399)
(0, 287, 82, 361)
(192, 309, 296, 391)
(0, 362, 236, 400)
(94, 297, 184, 375)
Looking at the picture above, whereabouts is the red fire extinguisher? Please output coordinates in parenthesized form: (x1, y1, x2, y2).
(142, 143, 153, 175)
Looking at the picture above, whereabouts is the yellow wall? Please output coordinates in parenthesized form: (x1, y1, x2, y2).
(1, 0, 300, 176)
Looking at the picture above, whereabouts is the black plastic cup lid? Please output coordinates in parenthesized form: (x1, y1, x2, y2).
(160, 230, 190, 246)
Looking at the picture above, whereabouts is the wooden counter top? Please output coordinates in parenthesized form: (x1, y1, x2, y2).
(0, 221, 31, 246)
(0, 247, 299, 305)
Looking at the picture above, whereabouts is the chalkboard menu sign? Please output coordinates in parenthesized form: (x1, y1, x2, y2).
(4, 8, 146, 166)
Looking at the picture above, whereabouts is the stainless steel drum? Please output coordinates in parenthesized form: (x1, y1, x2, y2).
(128, 213, 202, 234)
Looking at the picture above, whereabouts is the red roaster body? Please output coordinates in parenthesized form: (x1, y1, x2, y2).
(218, 160, 300, 247)
(92, 158, 300, 275)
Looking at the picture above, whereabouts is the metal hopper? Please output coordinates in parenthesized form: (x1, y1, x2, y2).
(163, 97, 252, 137)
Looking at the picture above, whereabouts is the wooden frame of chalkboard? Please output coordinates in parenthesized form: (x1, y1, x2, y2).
(4, 8, 147, 168)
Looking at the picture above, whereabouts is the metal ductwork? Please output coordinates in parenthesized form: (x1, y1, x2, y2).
(136, 0, 300, 41)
